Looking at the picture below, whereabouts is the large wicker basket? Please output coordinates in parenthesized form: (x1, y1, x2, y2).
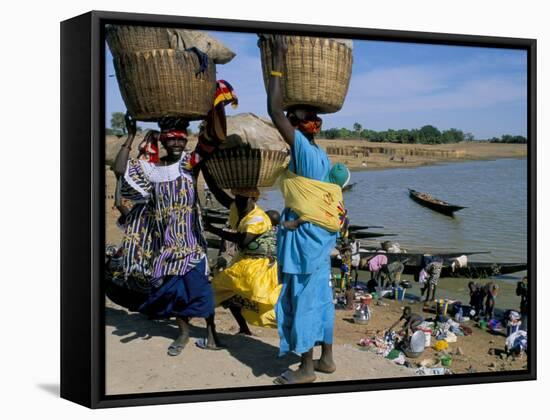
(106, 25, 172, 55)
(113, 49, 216, 121)
(205, 148, 290, 189)
(259, 36, 353, 114)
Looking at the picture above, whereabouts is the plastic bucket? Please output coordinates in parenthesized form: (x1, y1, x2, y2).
(479, 320, 488, 331)
(435, 299, 449, 315)
(395, 287, 406, 301)
(440, 355, 452, 367)
(419, 328, 432, 347)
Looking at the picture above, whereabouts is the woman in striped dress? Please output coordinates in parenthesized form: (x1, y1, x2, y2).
(112, 114, 224, 356)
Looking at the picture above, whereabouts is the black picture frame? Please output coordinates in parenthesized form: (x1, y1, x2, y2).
(60, 10, 537, 409)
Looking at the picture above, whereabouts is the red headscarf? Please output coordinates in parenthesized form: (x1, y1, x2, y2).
(159, 129, 188, 142)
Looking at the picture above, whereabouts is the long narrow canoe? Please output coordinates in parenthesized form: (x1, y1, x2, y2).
(353, 231, 397, 239)
(349, 225, 384, 231)
(342, 182, 357, 192)
(441, 262, 527, 278)
(409, 189, 466, 216)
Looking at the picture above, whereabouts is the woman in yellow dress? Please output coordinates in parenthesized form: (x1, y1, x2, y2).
(202, 170, 281, 335)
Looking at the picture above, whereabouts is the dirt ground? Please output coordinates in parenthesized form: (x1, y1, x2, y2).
(105, 299, 415, 395)
(104, 137, 527, 395)
(105, 286, 526, 395)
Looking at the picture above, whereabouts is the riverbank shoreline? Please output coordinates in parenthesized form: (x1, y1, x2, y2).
(105, 135, 527, 173)
(317, 139, 527, 171)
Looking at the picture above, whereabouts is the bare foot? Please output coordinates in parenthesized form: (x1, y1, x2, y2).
(314, 358, 336, 374)
(273, 368, 316, 385)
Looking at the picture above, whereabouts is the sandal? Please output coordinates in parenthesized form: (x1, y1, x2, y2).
(167, 342, 186, 356)
(195, 338, 226, 351)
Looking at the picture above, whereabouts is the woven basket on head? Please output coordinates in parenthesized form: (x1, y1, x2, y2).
(113, 49, 216, 121)
(106, 25, 172, 55)
(259, 36, 353, 114)
(205, 148, 290, 189)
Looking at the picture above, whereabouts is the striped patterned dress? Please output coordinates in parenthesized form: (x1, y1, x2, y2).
(120, 153, 207, 286)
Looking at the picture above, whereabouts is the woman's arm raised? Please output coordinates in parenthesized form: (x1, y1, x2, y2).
(112, 112, 137, 177)
(266, 35, 295, 147)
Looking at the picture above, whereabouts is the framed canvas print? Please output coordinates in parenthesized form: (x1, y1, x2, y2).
(60, 10, 536, 408)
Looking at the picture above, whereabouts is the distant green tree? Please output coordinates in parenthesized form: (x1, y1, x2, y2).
(419, 125, 441, 143)
(464, 132, 475, 142)
(441, 128, 465, 143)
(353, 122, 362, 137)
(111, 112, 127, 135)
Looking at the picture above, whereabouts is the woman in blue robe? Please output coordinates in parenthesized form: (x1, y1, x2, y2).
(266, 35, 340, 384)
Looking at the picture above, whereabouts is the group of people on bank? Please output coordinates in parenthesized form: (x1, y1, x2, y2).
(108, 36, 350, 384)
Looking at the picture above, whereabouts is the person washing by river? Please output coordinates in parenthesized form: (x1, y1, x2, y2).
(387, 306, 424, 337)
(420, 256, 443, 302)
(483, 281, 499, 319)
(349, 233, 361, 287)
(266, 35, 349, 385)
(516, 276, 528, 330)
(468, 281, 485, 319)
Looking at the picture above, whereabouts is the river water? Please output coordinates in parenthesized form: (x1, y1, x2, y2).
(260, 158, 528, 264)
(260, 158, 528, 308)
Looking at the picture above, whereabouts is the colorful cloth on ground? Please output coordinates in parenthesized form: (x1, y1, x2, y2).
(212, 203, 281, 328)
(120, 153, 207, 287)
(138, 258, 214, 318)
(276, 130, 336, 355)
(368, 254, 388, 272)
(280, 170, 345, 233)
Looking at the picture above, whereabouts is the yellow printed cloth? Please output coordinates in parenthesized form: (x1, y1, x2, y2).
(280, 170, 345, 232)
(212, 204, 281, 328)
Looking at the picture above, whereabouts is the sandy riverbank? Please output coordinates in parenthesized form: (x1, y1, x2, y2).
(105, 135, 527, 173)
(105, 278, 527, 395)
(317, 139, 527, 171)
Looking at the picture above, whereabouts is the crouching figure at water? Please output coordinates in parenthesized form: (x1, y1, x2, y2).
(387, 306, 424, 337)
(112, 114, 224, 356)
(202, 171, 282, 335)
(266, 35, 351, 384)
